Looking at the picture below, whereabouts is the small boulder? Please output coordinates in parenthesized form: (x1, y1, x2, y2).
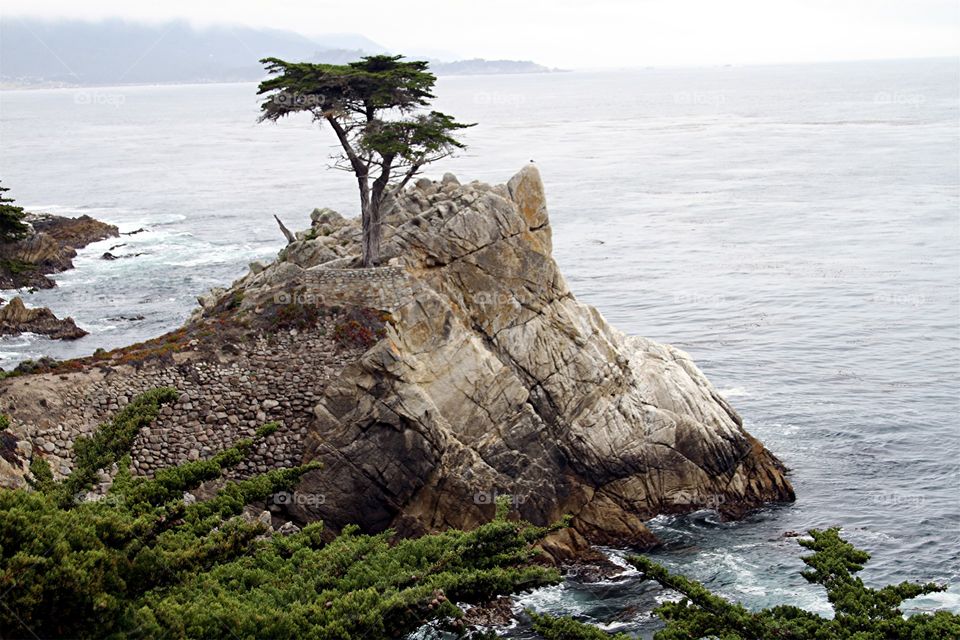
(0, 297, 88, 340)
(101, 251, 143, 260)
(276, 521, 301, 536)
(257, 510, 273, 528)
(196, 287, 226, 310)
(310, 208, 345, 226)
(282, 238, 339, 269)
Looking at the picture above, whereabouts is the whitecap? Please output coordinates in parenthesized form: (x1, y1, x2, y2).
(718, 386, 749, 397)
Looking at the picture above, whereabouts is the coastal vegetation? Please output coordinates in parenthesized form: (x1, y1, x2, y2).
(0, 180, 29, 243)
(530, 530, 960, 639)
(0, 389, 562, 639)
(3, 389, 957, 638)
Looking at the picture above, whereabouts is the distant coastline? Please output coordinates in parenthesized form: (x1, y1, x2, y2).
(0, 18, 565, 89)
(0, 66, 571, 91)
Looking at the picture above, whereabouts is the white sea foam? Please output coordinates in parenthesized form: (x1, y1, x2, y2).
(718, 386, 749, 397)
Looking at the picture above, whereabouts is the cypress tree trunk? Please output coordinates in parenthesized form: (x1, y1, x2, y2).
(362, 199, 381, 267)
(364, 164, 392, 268)
(358, 175, 380, 268)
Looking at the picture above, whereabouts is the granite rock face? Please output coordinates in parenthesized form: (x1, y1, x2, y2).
(0, 428, 32, 490)
(267, 166, 794, 553)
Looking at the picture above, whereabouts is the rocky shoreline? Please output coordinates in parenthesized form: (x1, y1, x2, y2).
(0, 167, 794, 563)
(0, 212, 118, 290)
(0, 211, 118, 348)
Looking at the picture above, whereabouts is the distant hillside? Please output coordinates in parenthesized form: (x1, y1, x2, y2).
(0, 18, 557, 87)
(0, 19, 329, 85)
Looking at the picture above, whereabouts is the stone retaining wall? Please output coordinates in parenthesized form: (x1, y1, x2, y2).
(295, 266, 419, 312)
(8, 321, 358, 482)
(1, 267, 416, 487)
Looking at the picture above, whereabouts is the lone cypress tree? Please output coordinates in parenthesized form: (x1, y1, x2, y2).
(257, 55, 473, 267)
(0, 180, 30, 243)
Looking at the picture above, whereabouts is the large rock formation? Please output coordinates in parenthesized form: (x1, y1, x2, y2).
(0, 167, 793, 556)
(217, 166, 794, 553)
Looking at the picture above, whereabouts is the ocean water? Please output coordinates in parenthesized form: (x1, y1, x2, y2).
(1, 58, 958, 635)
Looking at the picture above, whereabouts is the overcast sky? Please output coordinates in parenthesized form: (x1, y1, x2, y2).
(2, 0, 958, 69)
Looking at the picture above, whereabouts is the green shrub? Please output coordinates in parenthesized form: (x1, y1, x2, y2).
(26, 457, 54, 493)
(0, 356, 61, 380)
(0, 258, 36, 274)
(54, 387, 179, 506)
(530, 612, 631, 639)
(531, 528, 960, 640)
(0, 181, 29, 243)
(0, 391, 561, 639)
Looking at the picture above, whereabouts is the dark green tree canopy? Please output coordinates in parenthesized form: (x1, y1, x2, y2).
(258, 55, 473, 267)
(259, 55, 436, 119)
(0, 180, 30, 243)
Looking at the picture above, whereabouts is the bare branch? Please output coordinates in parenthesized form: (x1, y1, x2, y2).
(274, 214, 296, 245)
(394, 163, 423, 194)
(326, 116, 368, 178)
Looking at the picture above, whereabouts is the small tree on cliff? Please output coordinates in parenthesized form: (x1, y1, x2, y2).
(258, 55, 473, 267)
(0, 181, 30, 243)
